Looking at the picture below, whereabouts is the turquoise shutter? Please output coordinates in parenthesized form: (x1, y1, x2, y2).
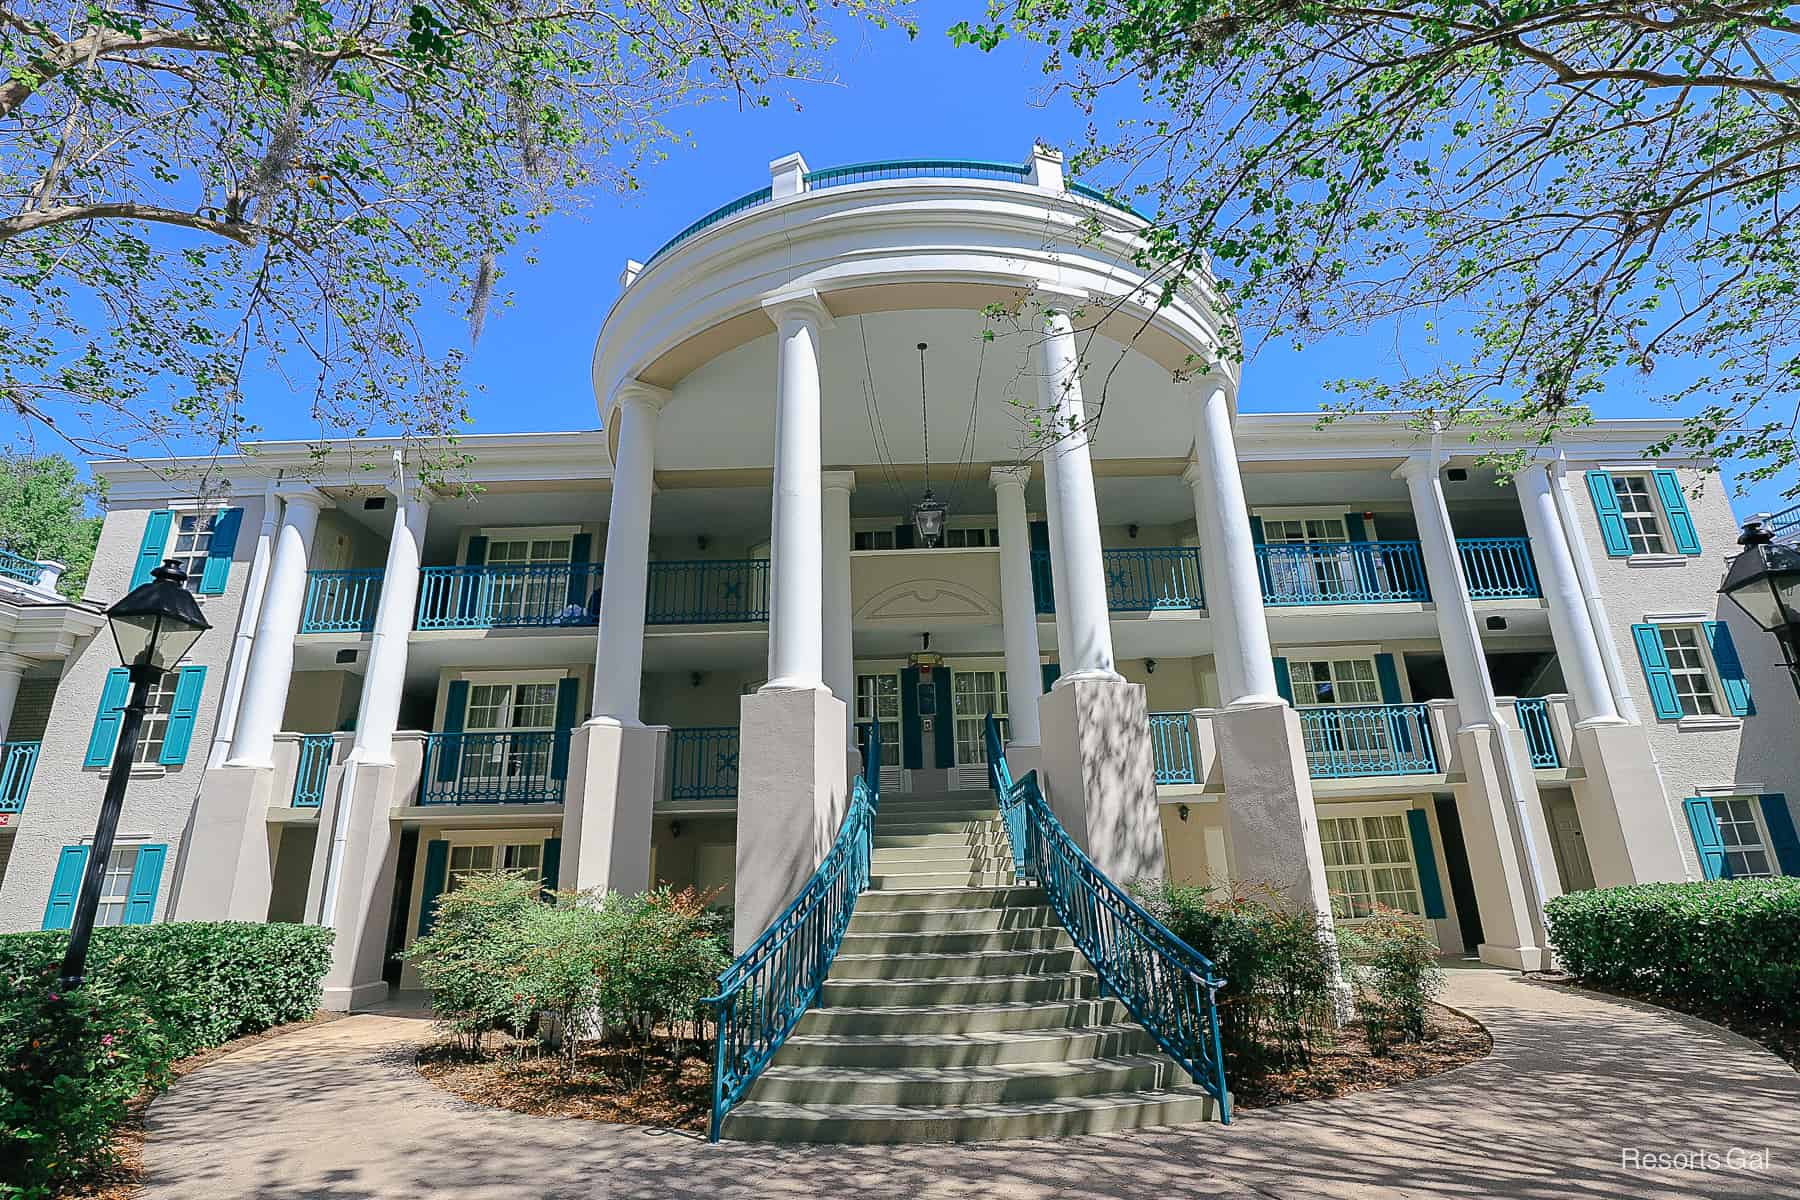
(1651, 470, 1701, 555)
(566, 533, 592, 608)
(437, 680, 468, 782)
(1040, 662, 1060, 692)
(1631, 624, 1683, 720)
(893, 523, 915, 550)
(42, 845, 89, 930)
(550, 677, 579, 782)
(123, 844, 167, 924)
(540, 836, 562, 897)
(899, 668, 923, 770)
(1585, 472, 1631, 557)
(131, 510, 175, 587)
(1272, 657, 1293, 703)
(1343, 513, 1369, 542)
(85, 668, 132, 767)
(1248, 516, 1265, 544)
(1702, 621, 1754, 717)
(1405, 810, 1447, 919)
(1682, 797, 1727, 879)
(1373, 653, 1404, 704)
(198, 507, 244, 594)
(417, 839, 450, 936)
(1759, 795, 1800, 876)
(158, 665, 207, 765)
(932, 673, 955, 766)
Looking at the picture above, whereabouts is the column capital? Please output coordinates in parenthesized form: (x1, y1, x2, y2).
(274, 483, 328, 511)
(613, 379, 672, 416)
(1035, 287, 1089, 318)
(762, 288, 833, 331)
(1180, 459, 1205, 490)
(989, 464, 1032, 491)
(0, 651, 33, 676)
(821, 469, 857, 494)
(1393, 453, 1437, 482)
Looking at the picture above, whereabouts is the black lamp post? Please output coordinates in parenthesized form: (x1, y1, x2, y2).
(58, 560, 209, 989)
(1718, 521, 1800, 701)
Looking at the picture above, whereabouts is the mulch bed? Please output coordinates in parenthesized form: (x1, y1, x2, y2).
(61, 1010, 348, 1200)
(1231, 1002, 1492, 1109)
(418, 1037, 713, 1134)
(1531, 975, 1800, 1069)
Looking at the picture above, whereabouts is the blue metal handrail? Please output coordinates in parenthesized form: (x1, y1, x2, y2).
(1456, 537, 1541, 599)
(646, 558, 769, 624)
(805, 157, 1030, 188)
(1147, 712, 1197, 785)
(669, 726, 740, 801)
(1258, 540, 1429, 605)
(1768, 502, 1800, 543)
(644, 185, 774, 265)
(0, 548, 40, 585)
(1514, 698, 1561, 768)
(415, 563, 603, 630)
(0, 740, 40, 813)
(1296, 703, 1438, 778)
(301, 568, 383, 633)
(1030, 546, 1205, 613)
(291, 734, 336, 807)
(706, 727, 881, 1141)
(983, 716, 1230, 1123)
(419, 730, 570, 805)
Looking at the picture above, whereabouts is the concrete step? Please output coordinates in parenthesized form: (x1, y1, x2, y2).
(869, 851, 1013, 873)
(723, 1083, 1225, 1144)
(827, 948, 1078, 981)
(875, 806, 1000, 822)
(867, 870, 1017, 891)
(820, 971, 1101, 1008)
(852, 886, 1045, 912)
(872, 831, 1009, 850)
(746, 1053, 1179, 1106)
(795, 997, 1128, 1037)
(874, 820, 1005, 836)
(837, 926, 1072, 957)
(846, 905, 1059, 934)
(774, 1024, 1155, 1068)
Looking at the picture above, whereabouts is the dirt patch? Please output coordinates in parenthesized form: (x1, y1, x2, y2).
(417, 1038, 712, 1134)
(61, 1011, 349, 1200)
(1532, 975, 1799, 1069)
(1231, 1002, 1492, 1110)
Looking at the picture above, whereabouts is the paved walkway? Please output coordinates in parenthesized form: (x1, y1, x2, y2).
(142, 969, 1799, 1200)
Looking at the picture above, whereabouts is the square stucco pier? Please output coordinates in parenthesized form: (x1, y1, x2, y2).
(1037, 678, 1166, 885)
(1212, 701, 1336, 916)
(172, 764, 278, 922)
(561, 719, 666, 896)
(310, 761, 403, 1012)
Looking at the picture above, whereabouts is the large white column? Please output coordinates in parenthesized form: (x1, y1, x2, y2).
(1548, 458, 1642, 724)
(1188, 381, 1280, 704)
(0, 654, 27, 743)
(762, 290, 831, 691)
(1040, 448, 1074, 662)
(591, 382, 667, 723)
(208, 482, 280, 769)
(1036, 301, 1118, 682)
(229, 487, 325, 767)
(992, 466, 1043, 749)
(349, 480, 430, 763)
(1399, 457, 1497, 725)
(822, 470, 856, 747)
(1516, 462, 1621, 725)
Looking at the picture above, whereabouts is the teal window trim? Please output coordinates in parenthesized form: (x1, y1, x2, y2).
(1760, 794, 1800, 876)
(1682, 797, 1727, 879)
(1405, 809, 1447, 920)
(1631, 623, 1683, 721)
(43, 845, 89, 929)
(1584, 472, 1632, 557)
(1701, 621, 1754, 717)
(159, 665, 207, 766)
(198, 507, 244, 594)
(417, 839, 449, 936)
(131, 510, 175, 587)
(85, 668, 132, 768)
(123, 844, 167, 924)
(1650, 470, 1702, 555)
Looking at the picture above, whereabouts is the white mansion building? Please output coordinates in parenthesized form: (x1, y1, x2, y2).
(1, 147, 1796, 1020)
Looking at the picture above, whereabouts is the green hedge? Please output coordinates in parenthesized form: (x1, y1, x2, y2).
(1544, 879, 1800, 1011)
(1, 922, 333, 1198)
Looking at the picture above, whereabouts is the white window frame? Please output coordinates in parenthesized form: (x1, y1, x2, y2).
(441, 827, 555, 892)
(1257, 507, 1353, 544)
(1284, 650, 1387, 708)
(1315, 806, 1427, 921)
(951, 667, 1009, 765)
(1607, 473, 1672, 557)
(154, 500, 233, 593)
(131, 672, 182, 764)
(92, 844, 143, 927)
(854, 672, 903, 771)
(1710, 796, 1776, 879)
(1650, 622, 1725, 719)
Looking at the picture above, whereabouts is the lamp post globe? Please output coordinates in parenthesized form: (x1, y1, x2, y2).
(58, 560, 210, 988)
(1718, 521, 1800, 700)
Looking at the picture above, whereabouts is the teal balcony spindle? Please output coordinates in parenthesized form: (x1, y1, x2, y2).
(669, 726, 740, 800)
(1514, 698, 1561, 768)
(1146, 713, 1197, 784)
(1103, 548, 1205, 611)
(0, 741, 40, 813)
(414, 563, 603, 630)
(420, 730, 570, 804)
(1296, 703, 1438, 777)
(1456, 538, 1542, 599)
(291, 734, 335, 807)
(301, 569, 383, 633)
(645, 559, 770, 625)
(1257, 541, 1429, 605)
(0, 548, 40, 585)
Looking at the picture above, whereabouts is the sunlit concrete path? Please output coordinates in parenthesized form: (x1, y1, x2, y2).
(140, 968, 1800, 1200)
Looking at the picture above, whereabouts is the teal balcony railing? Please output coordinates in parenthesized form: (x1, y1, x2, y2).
(1768, 501, 1799, 543)
(1032, 547, 1204, 614)
(669, 726, 740, 801)
(1457, 538, 1541, 599)
(1514, 698, 1561, 768)
(0, 741, 40, 812)
(301, 569, 383, 633)
(646, 559, 769, 625)
(292, 734, 335, 807)
(1258, 541, 1429, 605)
(420, 730, 570, 805)
(415, 563, 603, 631)
(0, 548, 40, 585)
(1297, 703, 1438, 778)
(1147, 712, 1196, 785)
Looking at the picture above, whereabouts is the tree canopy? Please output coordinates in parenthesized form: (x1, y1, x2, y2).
(0, 453, 102, 596)
(2, 0, 904, 483)
(954, 0, 1800, 495)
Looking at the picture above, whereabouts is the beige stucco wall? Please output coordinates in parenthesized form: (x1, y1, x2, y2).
(284, 670, 361, 734)
(851, 548, 1002, 628)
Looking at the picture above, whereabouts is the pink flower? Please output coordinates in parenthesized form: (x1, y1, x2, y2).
(101, 1034, 114, 1046)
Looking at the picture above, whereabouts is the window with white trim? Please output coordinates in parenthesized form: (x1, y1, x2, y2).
(952, 670, 1008, 764)
(94, 846, 141, 927)
(1317, 814, 1423, 919)
(941, 526, 1000, 548)
(1289, 658, 1382, 707)
(164, 512, 220, 591)
(462, 680, 559, 785)
(1610, 474, 1667, 555)
(854, 674, 901, 768)
(482, 533, 574, 622)
(446, 841, 544, 891)
(853, 529, 896, 551)
(132, 673, 181, 764)
(1713, 797, 1774, 878)
(1262, 516, 1349, 544)
(1658, 625, 1719, 717)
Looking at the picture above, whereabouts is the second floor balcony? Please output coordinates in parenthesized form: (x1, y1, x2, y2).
(1254, 537, 1539, 605)
(1033, 546, 1205, 614)
(0, 740, 40, 813)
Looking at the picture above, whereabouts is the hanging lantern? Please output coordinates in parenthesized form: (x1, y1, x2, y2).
(911, 490, 947, 548)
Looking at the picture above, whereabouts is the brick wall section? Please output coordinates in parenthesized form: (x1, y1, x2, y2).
(8, 676, 58, 743)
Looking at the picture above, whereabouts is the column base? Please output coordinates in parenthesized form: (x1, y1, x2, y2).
(172, 764, 277, 922)
(313, 761, 402, 1009)
(1003, 742, 1042, 787)
(1038, 678, 1165, 883)
(1448, 725, 1545, 970)
(736, 684, 849, 951)
(1212, 702, 1332, 913)
(561, 719, 666, 895)
(1569, 722, 1689, 885)
(319, 979, 392, 1014)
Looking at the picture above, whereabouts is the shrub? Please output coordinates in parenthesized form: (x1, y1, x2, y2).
(404, 872, 545, 1051)
(1136, 882, 1340, 1074)
(0, 922, 333, 1197)
(1339, 906, 1442, 1053)
(1545, 878, 1800, 1012)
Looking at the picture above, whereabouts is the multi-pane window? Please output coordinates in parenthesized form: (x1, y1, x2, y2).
(446, 841, 543, 891)
(167, 513, 218, 589)
(1611, 475, 1667, 555)
(942, 526, 1000, 548)
(483, 535, 573, 622)
(1262, 516, 1358, 597)
(1658, 626, 1719, 717)
(1714, 798, 1774, 878)
(952, 670, 1007, 764)
(1262, 516, 1348, 544)
(94, 846, 141, 927)
(131, 673, 181, 764)
(853, 529, 896, 551)
(854, 674, 901, 767)
(462, 681, 559, 784)
(1289, 658, 1382, 707)
(1317, 814, 1423, 919)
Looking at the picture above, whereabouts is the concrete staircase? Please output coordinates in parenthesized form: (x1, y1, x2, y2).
(724, 789, 1223, 1143)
